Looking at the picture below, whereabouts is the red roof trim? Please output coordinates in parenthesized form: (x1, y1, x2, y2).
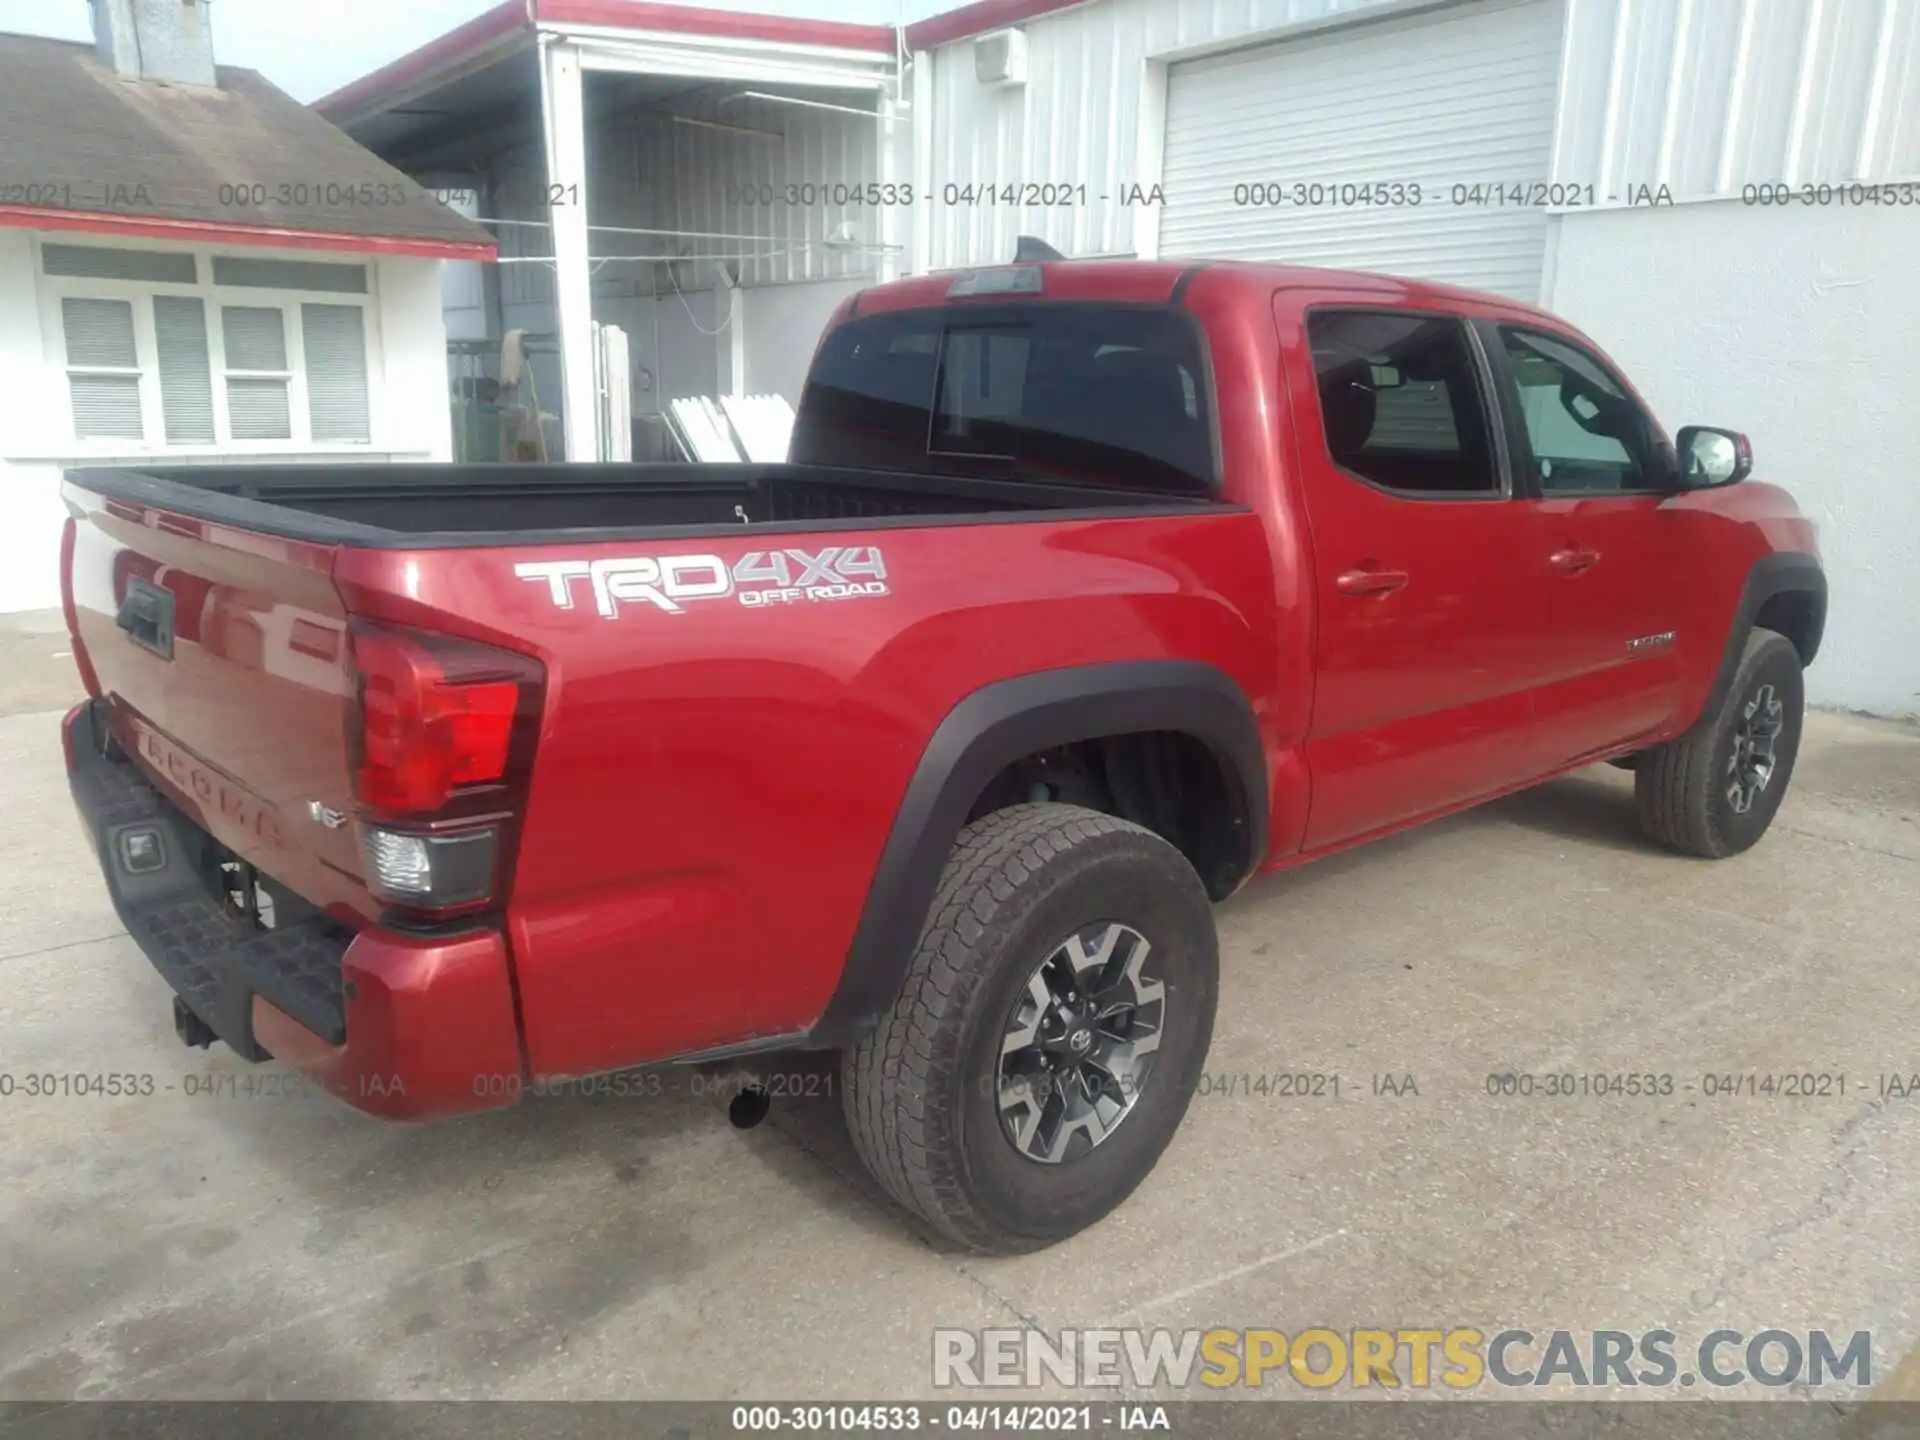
(314, 0, 531, 120)
(904, 0, 1087, 52)
(0, 207, 498, 262)
(535, 0, 896, 53)
(315, 0, 895, 125)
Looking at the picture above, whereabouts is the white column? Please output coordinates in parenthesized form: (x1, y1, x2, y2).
(910, 52, 935, 276)
(727, 279, 746, 399)
(0, 229, 68, 614)
(877, 83, 905, 283)
(1132, 61, 1168, 262)
(541, 39, 597, 462)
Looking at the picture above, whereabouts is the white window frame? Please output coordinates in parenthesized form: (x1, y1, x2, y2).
(58, 297, 148, 440)
(35, 238, 383, 456)
(219, 304, 304, 443)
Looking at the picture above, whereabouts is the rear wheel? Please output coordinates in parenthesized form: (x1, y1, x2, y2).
(1636, 628, 1805, 858)
(841, 804, 1218, 1253)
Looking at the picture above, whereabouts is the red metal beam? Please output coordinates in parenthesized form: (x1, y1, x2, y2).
(535, 0, 897, 53)
(0, 207, 499, 262)
(314, 0, 533, 120)
(315, 0, 899, 132)
(904, 0, 1086, 52)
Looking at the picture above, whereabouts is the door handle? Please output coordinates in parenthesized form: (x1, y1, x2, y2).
(1549, 547, 1601, 575)
(1335, 567, 1410, 597)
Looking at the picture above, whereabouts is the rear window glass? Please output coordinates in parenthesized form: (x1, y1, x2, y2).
(791, 304, 1216, 493)
(1306, 310, 1497, 496)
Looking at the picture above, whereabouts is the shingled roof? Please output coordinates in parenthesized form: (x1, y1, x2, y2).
(0, 33, 495, 259)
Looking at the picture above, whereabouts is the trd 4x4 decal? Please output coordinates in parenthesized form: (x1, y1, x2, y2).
(515, 547, 889, 619)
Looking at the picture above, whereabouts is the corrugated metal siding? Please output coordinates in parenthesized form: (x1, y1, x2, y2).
(634, 93, 882, 287)
(1555, 0, 1920, 193)
(494, 144, 559, 314)
(488, 94, 882, 316)
(919, 0, 1920, 270)
(1159, 0, 1563, 298)
(923, 0, 1420, 269)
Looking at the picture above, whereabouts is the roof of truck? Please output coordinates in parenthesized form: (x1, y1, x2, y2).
(848, 259, 1565, 325)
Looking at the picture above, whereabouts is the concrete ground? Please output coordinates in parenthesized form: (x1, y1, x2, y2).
(3, 613, 1919, 1403)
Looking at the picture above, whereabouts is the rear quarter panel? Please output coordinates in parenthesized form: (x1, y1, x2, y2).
(333, 510, 1279, 1079)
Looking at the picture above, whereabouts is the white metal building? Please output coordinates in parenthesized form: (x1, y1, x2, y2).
(320, 1, 906, 466)
(902, 0, 1920, 716)
(327, 0, 1917, 716)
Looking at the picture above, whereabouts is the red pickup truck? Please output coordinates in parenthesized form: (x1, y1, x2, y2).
(61, 258, 1824, 1253)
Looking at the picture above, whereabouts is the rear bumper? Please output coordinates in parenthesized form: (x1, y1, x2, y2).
(63, 701, 526, 1119)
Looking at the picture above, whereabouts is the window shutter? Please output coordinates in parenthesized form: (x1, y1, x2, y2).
(62, 298, 143, 440)
(69, 377, 145, 440)
(222, 306, 292, 439)
(63, 298, 138, 367)
(154, 296, 215, 445)
(301, 304, 371, 444)
(44, 245, 197, 284)
(222, 306, 289, 371)
(227, 380, 293, 440)
(214, 257, 368, 294)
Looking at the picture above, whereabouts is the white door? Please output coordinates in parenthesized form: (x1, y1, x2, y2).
(1159, 0, 1564, 300)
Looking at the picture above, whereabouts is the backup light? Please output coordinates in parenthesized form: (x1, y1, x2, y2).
(362, 825, 498, 908)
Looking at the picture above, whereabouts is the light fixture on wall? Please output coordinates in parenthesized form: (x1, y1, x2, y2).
(974, 28, 1029, 87)
(669, 114, 783, 142)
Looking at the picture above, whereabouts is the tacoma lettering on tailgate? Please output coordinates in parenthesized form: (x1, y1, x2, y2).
(515, 548, 889, 619)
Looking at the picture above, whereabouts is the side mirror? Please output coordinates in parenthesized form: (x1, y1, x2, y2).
(1675, 426, 1752, 488)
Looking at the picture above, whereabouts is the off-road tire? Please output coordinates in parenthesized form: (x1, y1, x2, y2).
(841, 804, 1218, 1253)
(1636, 628, 1805, 858)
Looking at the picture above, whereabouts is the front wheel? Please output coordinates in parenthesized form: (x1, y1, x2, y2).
(841, 804, 1218, 1253)
(1636, 627, 1805, 858)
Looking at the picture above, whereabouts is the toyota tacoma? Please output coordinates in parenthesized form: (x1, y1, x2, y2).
(60, 258, 1825, 1253)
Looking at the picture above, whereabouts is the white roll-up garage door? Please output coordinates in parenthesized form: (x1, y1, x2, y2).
(1159, 0, 1564, 300)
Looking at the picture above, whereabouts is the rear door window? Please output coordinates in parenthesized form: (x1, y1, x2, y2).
(792, 304, 1216, 493)
(1305, 310, 1501, 497)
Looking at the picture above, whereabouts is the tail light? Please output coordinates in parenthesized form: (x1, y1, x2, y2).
(59, 518, 102, 701)
(347, 621, 544, 920)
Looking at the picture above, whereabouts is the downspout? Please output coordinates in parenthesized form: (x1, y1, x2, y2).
(911, 48, 935, 276)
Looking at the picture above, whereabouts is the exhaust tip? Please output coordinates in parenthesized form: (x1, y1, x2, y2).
(728, 1085, 771, 1130)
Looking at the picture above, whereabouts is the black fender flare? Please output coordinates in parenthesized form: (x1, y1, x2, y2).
(807, 660, 1267, 1046)
(1698, 552, 1826, 729)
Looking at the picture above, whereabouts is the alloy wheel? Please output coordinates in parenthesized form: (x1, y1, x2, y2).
(1727, 682, 1785, 815)
(996, 921, 1165, 1164)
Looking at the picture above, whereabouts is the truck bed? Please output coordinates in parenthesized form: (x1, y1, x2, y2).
(67, 462, 1222, 547)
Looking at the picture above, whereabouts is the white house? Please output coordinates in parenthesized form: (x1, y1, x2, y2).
(0, 0, 495, 616)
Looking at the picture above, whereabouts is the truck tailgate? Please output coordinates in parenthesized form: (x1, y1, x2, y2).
(64, 488, 373, 925)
